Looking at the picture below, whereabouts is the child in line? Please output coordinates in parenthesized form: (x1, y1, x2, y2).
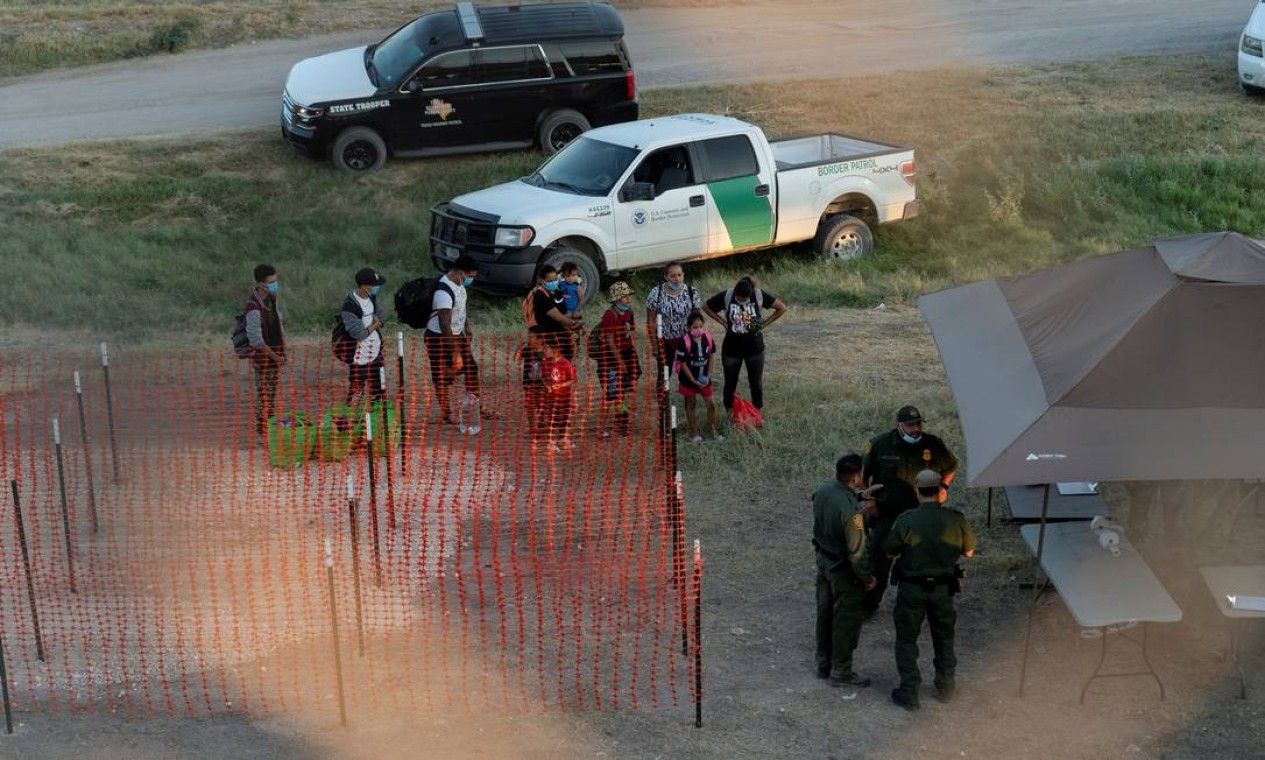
(559, 261, 586, 358)
(539, 338, 576, 452)
(597, 281, 640, 437)
(675, 310, 722, 443)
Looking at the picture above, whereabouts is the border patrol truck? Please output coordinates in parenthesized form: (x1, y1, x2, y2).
(429, 114, 918, 304)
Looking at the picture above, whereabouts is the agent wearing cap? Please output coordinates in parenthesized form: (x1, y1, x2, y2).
(596, 281, 641, 436)
(860, 404, 958, 617)
(812, 453, 883, 688)
(341, 267, 388, 405)
(881, 469, 976, 711)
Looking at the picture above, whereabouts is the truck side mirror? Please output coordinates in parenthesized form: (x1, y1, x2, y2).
(620, 181, 655, 203)
(401, 77, 423, 94)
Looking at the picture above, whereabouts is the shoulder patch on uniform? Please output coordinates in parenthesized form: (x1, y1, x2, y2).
(862, 440, 872, 455)
(922, 448, 932, 462)
(851, 513, 865, 530)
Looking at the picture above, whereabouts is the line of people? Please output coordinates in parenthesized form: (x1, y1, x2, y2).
(812, 406, 976, 711)
(243, 257, 791, 448)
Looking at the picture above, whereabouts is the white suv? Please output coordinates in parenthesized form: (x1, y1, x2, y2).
(1239, 0, 1265, 94)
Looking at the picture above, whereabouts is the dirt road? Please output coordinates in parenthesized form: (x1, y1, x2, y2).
(0, 0, 1249, 147)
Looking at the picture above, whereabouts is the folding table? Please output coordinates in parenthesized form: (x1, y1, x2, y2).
(1199, 565, 1265, 699)
(1019, 522, 1182, 702)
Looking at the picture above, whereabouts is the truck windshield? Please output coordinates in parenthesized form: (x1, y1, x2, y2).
(525, 137, 638, 196)
(370, 19, 427, 89)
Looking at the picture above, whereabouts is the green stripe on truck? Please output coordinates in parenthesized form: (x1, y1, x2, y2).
(708, 176, 774, 249)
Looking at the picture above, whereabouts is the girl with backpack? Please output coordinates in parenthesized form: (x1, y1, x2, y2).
(675, 311, 722, 443)
(702, 276, 788, 421)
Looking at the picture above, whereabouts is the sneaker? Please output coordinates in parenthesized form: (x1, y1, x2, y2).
(539, 442, 561, 454)
(934, 686, 955, 704)
(815, 667, 830, 680)
(689, 435, 704, 444)
(600, 430, 612, 439)
(828, 671, 872, 688)
(712, 433, 725, 442)
(890, 689, 920, 711)
(558, 437, 575, 450)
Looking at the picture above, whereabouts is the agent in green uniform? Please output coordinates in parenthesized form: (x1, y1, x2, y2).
(812, 453, 883, 687)
(882, 469, 977, 711)
(861, 404, 958, 616)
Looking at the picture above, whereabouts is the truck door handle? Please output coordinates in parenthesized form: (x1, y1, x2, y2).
(754, 184, 770, 197)
(689, 195, 705, 207)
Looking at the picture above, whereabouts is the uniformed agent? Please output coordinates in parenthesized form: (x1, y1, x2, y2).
(812, 453, 884, 687)
(861, 404, 957, 616)
(882, 469, 977, 711)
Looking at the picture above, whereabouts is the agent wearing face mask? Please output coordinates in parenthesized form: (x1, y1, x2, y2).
(244, 263, 286, 438)
(342, 267, 388, 405)
(860, 405, 958, 618)
(425, 255, 490, 427)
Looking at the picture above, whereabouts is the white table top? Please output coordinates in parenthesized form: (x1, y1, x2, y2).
(1199, 566, 1265, 620)
(1021, 522, 1183, 628)
(1004, 484, 1108, 522)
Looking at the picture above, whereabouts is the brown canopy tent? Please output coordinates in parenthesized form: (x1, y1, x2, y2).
(918, 231, 1265, 488)
(918, 231, 1265, 697)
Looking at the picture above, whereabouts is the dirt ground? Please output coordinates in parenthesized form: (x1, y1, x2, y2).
(3, 307, 1262, 760)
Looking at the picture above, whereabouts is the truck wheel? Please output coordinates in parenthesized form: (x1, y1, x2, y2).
(333, 127, 387, 173)
(538, 109, 591, 155)
(812, 214, 874, 261)
(539, 246, 601, 307)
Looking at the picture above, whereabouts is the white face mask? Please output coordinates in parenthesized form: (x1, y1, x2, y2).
(901, 433, 922, 445)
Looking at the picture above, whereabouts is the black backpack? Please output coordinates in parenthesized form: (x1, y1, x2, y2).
(395, 276, 452, 329)
(331, 316, 355, 364)
(231, 312, 251, 359)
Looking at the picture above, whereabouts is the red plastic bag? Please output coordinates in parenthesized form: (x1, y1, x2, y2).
(731, 395, 763, 433)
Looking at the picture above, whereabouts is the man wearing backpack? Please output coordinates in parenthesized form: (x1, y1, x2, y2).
(341, 267, 388, 405)
(243, 264, 285, 437)
(425, 255, 484, 426)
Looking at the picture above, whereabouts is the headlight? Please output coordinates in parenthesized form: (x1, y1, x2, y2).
(494, 227, 534, 247)
(1244, 35, 1264, 57)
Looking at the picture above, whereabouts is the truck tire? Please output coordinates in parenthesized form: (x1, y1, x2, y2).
(538, 109, 591, 155)
(333, 127, 387, 174)
(812, 214, 874, 261)
(539, 246, 601, 307)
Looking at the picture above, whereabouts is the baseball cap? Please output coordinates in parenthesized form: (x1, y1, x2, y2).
(896, 405, 923, 424)
(609, 281, 634, 300)
(355, 267, 386, 286)
(915, 469, 942, 489)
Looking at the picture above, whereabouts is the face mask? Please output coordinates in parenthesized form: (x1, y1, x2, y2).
(265, 282, 279, 295)
(666, 281, 684, 291)
(901, 433, 922, 445)
(615, 303, 630, 312)
(544, 280, 560, 292)
(689, 327, 706, 338)
(462, 277, 474, 288)
(370, 285, 381, 297)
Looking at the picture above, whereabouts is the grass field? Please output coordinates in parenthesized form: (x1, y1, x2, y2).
(0, 0, 750, 78)
(2, 53, 1262, 340)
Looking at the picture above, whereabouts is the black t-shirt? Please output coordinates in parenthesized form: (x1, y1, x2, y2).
(705, 289, 777, 357)
(675, 333, 714, 386)
(530, 288, 567, 333)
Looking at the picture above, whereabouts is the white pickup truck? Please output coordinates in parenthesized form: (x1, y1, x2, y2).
(429, 114, 917, 303)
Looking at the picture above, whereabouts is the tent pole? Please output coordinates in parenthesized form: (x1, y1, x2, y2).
(1019, 483, 1051, 697)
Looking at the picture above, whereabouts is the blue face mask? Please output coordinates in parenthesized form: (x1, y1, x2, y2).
(544, 280, 560, 292)
(615, 303, 631, 312)
(265, 282, 279, 295)
(370, 285, 381, 297)
(666, 281, 684, 291)
(462, 276, 474, 288)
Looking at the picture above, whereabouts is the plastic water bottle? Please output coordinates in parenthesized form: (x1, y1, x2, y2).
(459, 392, 481, 435)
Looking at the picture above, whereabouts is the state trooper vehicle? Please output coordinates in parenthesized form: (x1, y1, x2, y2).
(281, 1, 638, 172)
(429, 114, 919, 304)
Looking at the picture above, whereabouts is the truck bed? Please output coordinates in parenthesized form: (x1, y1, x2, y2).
(771, 133, 903, 171)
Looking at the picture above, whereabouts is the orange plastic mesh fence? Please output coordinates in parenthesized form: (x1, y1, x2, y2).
(0, 333, 699, 718)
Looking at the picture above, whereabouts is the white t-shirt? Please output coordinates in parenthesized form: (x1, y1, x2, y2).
(353, 293, 381, 365)
(426, 278, 467, 335)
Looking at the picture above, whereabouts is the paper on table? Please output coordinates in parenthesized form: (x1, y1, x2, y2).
(1057, 481, 1099, 496)
(1227, 595, 1265, 612)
